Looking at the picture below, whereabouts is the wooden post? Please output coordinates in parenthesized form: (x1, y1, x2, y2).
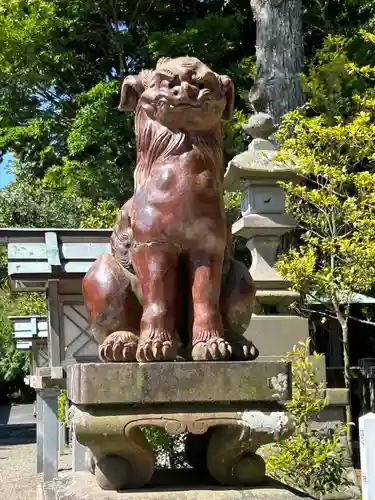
(359, 412, 375, 499)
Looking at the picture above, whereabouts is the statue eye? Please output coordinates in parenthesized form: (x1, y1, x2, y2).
(168, 76, 180, 88)
(198, 82, 205, 90)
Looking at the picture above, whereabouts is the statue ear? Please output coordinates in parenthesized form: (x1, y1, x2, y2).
(220, 75, 235, 121)
(118, 75, 144, 112)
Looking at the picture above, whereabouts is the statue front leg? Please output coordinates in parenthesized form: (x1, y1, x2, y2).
(189, 250, 232, 361)
(132, 242, 179, 362)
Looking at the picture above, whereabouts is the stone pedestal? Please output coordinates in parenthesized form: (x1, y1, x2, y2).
(67, 361, 294, 491)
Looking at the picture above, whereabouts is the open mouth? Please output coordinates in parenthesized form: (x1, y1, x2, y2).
(174, 101, 201, 108)
(157, 98, 208, 110)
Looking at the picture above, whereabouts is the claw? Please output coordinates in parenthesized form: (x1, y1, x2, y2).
(99, 330, 139, 362)
(229, 337, 259, 361)
(219, 341, 231, 358)
(104, 344, 113, 361)
(113, 341, 123, 361)
(210, 342, 218, 358)
(136, 334, 177, 363)
(162, 342, 173, 359)
(191, 335, 231, 361)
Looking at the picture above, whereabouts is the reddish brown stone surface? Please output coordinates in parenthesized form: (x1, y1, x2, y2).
(82, 57, 258, 363)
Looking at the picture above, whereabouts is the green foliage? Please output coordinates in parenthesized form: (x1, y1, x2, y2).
(0, 0, 257, 207)
(142, 427, 185, 468)
(0, 169, 119, 230)
(1, 0, 374, 407)
(0, 289, 32, 395)
(45, 80, 136, 203)
(0, 178, 85, 228)
(273, 31, 375, 453)
(223, 190, 242, 222)
(265, 340, 349, 496)
(1, 0, 371, 223)
(15, 292, 46, 315)
(222, 108, 250, 165)
(79, 199, 119, 229)
(57, 391, 69, 427)
(275, 29, 375, 312)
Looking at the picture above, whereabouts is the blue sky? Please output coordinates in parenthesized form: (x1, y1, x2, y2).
(0, 153, 14, 188)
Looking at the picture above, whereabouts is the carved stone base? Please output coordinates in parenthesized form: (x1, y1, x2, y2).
(71, 410, 155, 490)
(67, 362, 294, 491)
(184, 410, 292, 486)
(70, 406, 293, 490)
(207, 426, 266, 485)
(185, 429, 266, 485)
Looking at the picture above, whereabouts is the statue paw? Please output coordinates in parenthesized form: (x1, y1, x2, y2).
(191, 331, 232, 361)
(99, 330, 138, 362)
(136, 330, 177, 362)
(230, 338, 259, 361)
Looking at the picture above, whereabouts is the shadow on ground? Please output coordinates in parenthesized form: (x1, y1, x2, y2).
(0, 423, 36, 445)
(53, 470, 319, 500)
(0, 405, 11, 425)
(137, 470, 316, 497)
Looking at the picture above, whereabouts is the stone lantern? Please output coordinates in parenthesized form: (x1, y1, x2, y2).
(224, 113, 309, 356)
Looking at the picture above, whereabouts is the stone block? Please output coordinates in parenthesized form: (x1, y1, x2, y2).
(67, 361, 292, 405)
(257, 354, 326, 386)
(245, 316, 309, 358)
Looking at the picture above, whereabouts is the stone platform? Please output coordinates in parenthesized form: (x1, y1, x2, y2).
(38, 470, 315, 500)
(68, 360, 292, 405)
(67, 361, 294, 491)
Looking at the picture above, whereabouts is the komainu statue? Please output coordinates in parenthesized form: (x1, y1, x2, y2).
(83, 57, 258, 363)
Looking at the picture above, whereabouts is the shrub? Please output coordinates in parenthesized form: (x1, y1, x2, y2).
(57, 390, 69, 427)
(265, 340, 350, 496)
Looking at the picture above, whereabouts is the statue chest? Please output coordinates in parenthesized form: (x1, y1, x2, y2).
(139, 149, 221, 202)
(131, 151, 225, 244)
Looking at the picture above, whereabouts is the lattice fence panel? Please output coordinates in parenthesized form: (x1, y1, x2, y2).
(62, 302, 98, 363)
(37, 344, 49, 368)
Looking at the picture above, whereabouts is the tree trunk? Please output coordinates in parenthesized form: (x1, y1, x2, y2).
(249, 0, 305, 125)
(333, 293, 353, 460)
(340, 319, 353, 459)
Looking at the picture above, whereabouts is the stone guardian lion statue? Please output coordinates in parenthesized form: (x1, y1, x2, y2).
(82, 57, 258, 363)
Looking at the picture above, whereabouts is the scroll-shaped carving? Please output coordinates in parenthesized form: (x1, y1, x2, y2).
(71, 405, 294, 490)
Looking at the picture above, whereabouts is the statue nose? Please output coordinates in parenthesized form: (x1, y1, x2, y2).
(176, 81, 199, 99)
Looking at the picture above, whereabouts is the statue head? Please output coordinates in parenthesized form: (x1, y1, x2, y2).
(119, 56, 234, 132)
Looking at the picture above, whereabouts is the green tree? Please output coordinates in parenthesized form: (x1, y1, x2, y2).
(274, 30, 375, 455)
(0, 0, 257, 205)
(0, 285, 45, 401)
(0, 174, 118, 229)
(1, 0, 372, 214)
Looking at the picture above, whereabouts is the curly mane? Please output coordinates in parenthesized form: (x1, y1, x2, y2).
(133, 105, 224, 189)
(110, 198, 133, 268)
